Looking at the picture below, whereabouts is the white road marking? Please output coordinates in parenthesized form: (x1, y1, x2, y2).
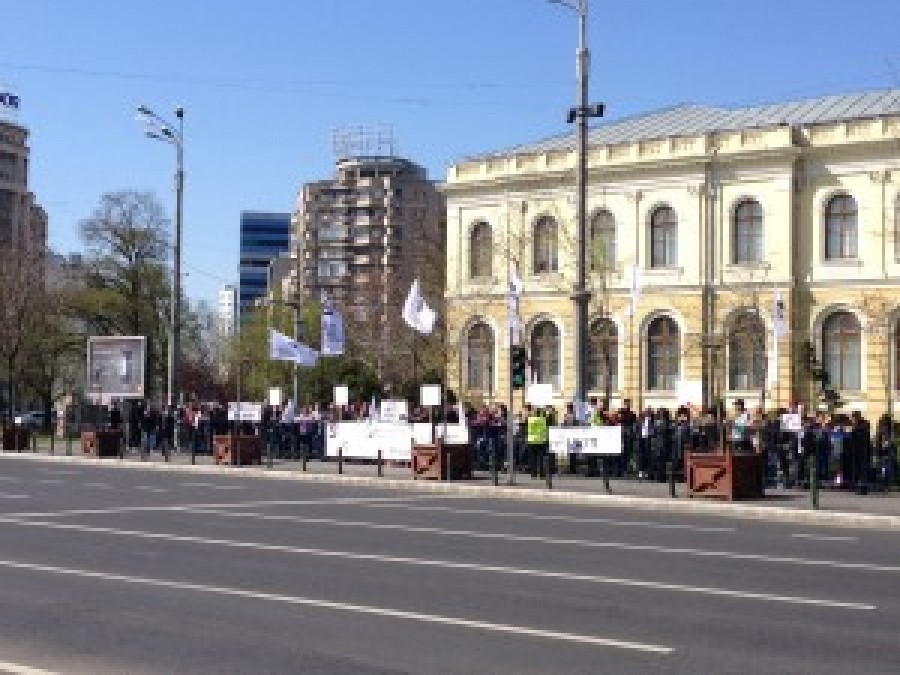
(0, 517, 875, 610)
(211, 485, 244, 490)
(361, 502, 736, 533)
(38, 469, 79, 476)
(0, 660, 58, 674)
(0, 493, 29, 500)
(83, 482, 113, 489)
(182, 508, 900, 574)
(6, 496, 446, 519)
(0, 558, 673, 653)
(180, 482, 217, 487)
(0, 477, 22, 483)
(36, 480, 63, 485)
(791, 533, 859, 543)
(135, 486, 168, 493)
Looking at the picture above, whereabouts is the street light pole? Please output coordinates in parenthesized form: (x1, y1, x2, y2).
(553, 0, 604, 412)
(137, 105, 184, 409)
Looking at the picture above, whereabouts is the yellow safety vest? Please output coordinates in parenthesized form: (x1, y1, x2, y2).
(527, 414, 549, 444)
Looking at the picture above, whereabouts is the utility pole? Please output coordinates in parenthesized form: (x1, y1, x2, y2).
(556, 0, 604, 412)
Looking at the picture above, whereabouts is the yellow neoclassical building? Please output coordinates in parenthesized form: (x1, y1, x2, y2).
(442, 88, 900, 418)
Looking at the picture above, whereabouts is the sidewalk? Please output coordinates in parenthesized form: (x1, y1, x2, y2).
(6, 437, 900, 530)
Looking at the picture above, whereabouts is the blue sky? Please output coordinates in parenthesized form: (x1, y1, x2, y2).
(4, 0, 900, 305)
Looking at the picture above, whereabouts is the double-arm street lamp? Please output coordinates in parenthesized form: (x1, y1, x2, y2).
(550, 0, 604, 411)
(136, 105, 184, 408)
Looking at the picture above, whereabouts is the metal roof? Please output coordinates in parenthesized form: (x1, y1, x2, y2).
(464, 88, 900, 162)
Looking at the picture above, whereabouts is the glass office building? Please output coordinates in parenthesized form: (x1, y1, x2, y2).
(239, 211, 291, 315)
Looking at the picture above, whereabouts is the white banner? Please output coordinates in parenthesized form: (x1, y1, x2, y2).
(326, 421, 413, 461)
(780, 413, 802, 433)
(228, 402, 263, 422)
(333, 385, 349, 407)
(549, 426, 623, 456)
(526, 383, 554, 406)
(420, 384, 441, 407)
(379, 400, 409, 423)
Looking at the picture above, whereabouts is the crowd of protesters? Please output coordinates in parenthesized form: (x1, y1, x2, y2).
(93, 394, 899, 493)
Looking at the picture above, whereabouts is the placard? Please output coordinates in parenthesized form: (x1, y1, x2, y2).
(268, 387, 282, 408)
(86, 336, 146, 401)
(333, 385, 349, 407)
(526, 383, 553, 407)
(549, 426, 622, 456)
(227, 402, 263, 422)
(676, 380, 703, 407)
(379, 399, 409, 423)
(420, 384, 442, 407)
(780, 413, 803, 433)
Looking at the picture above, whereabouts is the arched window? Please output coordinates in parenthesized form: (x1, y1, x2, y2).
(647, 317, 680, 390)
(728, 313, 766, 390)
(650, 206, 677, 268)
(895, 318, 900, 391)
(533, 216, 558, 274)
(733, 199, 763, 264)
(531, 320, 560, 388)
(590, 210, 616, 272)
(822, 311, 861, 390)
(824, 194, 857, 260)
(466, 323, 494, 393)
(588, 318, 618, 392)
(469, 221, 492, 279)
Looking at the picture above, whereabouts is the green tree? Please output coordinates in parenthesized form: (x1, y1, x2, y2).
(77, 191, 172, 400)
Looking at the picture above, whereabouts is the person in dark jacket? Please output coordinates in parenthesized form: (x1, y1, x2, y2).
(874, 414, 895, 491)
(651, 408, 672, 482)
(849, 411, 872, 493)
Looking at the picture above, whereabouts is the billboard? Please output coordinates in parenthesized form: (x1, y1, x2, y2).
(86, 336, 146, 402)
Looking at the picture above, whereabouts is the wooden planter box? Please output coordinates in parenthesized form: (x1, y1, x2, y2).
(2, 426, 31, 452)
(212, 434, 262, 466)
(81, 430, 123, 458)
(684, 449, 764, 501)
(412, 441, 472, 480)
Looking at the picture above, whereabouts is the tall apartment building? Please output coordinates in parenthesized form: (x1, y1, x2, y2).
(295, 156, 445, 383)
(239, 211, 291, 315)
(0, 118, 47, 255)
(444, 88, 900, 418)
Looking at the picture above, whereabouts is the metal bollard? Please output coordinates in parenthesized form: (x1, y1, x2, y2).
(190, 434, 196, 466)
(301, 444, 308, 472)
(119, 433, 124, 460)
(667, 460, 676, 498)
(267, 427, 274, 470)
(338, 445, 343, 475)
(66, 433, 72, 457)
(602, 457, 611, 493)
(50, 432, 55, 455)
(810, 454, 819, 510)
(377, 448, 383, 478)
(545, 454, 553, 490)
(32, 432, 38, 453)
(490, 447, 498, 486)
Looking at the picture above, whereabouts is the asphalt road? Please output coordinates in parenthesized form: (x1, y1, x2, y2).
(0, 456, 898, 674)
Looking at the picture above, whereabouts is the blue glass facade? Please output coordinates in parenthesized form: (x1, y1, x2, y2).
(239, 211, 291, 314)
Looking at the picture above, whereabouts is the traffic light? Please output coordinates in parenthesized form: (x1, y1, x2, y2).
(510, 346, 528, 389)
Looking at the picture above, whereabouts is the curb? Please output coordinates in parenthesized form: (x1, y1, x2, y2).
(3, 452, 899, 531)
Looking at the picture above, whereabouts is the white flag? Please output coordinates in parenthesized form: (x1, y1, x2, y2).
(268, 329, 318, 366)
(402, 280, 437, 335)
(507, 260, 522, 340)
(773, 289, 787, 337)
(321, 295, 345, 356)
(627, 263, 641, 317)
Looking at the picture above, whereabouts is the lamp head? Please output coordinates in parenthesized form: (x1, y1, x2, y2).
(137, 105, 152, 116)
(175, 106, 184, 119)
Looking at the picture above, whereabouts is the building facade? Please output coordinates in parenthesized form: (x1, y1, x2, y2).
(239, 211, 291, 315)
(443, 89, 900, 418)
(0, 119, 47, 255)
(294, 156, 445, 383)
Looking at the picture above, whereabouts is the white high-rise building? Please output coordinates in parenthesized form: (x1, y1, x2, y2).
(216, 285, 237, 336)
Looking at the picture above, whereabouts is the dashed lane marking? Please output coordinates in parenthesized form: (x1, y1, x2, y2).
(0, 660, 58, 674)
(361, 502, 737, 533)
(0, 558, 674, 653)
(0, 517, 876, 610)
(791, 533, 859, 543)
(179, 508, 900, 574)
